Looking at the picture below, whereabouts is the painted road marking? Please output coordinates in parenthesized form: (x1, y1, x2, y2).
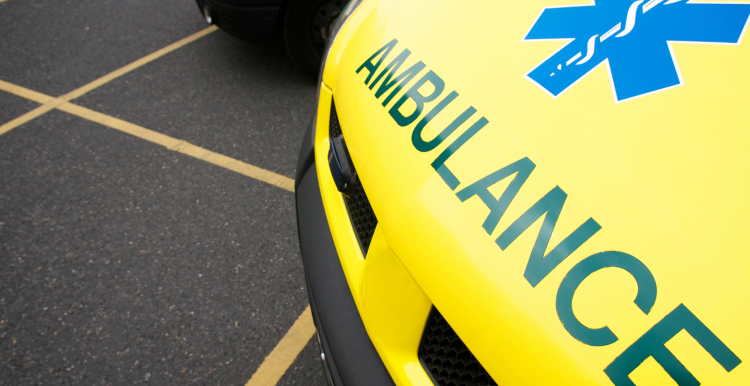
(0, 80, 295, 192)
(245, 306, 316, 386)
(0, 103, 57, 136)
(1, 22, 311, 384)
(0, 26, 217, 136)
(61, 25, 218, 102)
(0, 79, 54, 103)
(1, 78, 310, 385)
(0, 79, 67, 136)
(58, 103, 296, 192)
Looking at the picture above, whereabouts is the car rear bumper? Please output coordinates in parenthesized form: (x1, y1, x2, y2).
(195, 0, 280, 41)
(295, 117, 396, 386)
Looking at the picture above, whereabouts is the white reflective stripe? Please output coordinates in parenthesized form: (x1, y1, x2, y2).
(643, 0, 664, 13)
(577, 35, 599, 65)
(567, 52, 583, 66)
(617, 0, 645, 38)
(601, 23, 622, 42)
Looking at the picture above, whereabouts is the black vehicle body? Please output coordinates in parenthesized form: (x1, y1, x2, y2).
(194, 0, 347, 78)
(194, 0, 282, 42)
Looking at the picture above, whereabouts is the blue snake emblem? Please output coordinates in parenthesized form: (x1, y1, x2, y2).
(524, 0, 750, 102)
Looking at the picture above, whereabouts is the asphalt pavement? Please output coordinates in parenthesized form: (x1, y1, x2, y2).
(0, 0, 326, 385)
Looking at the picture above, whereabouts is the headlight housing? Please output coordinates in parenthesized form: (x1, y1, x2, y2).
(313, 0, 365, 145)
(318, 0, 365, 89)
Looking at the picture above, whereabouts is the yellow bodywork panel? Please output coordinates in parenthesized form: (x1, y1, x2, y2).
(315, 0, 750, 385)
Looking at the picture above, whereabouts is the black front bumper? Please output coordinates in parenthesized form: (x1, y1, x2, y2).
(295, 118, 396, 386)
(195, 0, 281, 41)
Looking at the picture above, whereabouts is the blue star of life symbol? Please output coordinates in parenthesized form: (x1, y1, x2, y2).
(523, 0, 750, 102)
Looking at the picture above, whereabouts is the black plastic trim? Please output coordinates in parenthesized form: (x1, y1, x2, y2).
(196, 0, 281, 41)
(295, 165, 396, 386)
(418, 307, 497, 386)
(210, 0, 282, 6)
(295, 114, 316, 189)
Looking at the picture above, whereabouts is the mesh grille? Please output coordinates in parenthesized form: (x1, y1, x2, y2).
(419, 308, 498, 386)
(345, 174, 377, 254)
(329, 101, 377, 255)
(329, 102, 342, 138)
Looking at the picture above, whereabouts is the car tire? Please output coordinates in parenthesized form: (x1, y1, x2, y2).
(283, 0, 347, 80)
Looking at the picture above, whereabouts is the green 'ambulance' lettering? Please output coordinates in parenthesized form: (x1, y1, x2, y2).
(605, 304, 741, 386)
(412, 91, 460, 152)
(456, 157, 536, 234)
(371, 48, 426, 106)
(356, 38, 397, 85)
(431, 116, 488, 190)
(356, 40, 487, 190)
(390, 70, 445, 127)
(556, 251, 656, 346)
(495, 186, 602, 287)
(352, 38, 741, 385)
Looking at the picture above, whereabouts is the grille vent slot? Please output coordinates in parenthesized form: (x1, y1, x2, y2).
(329, 102, 342, 138)
(345, 174, 377, 254)
(419, 307, 498, 386)
(329, 101, 377, 255)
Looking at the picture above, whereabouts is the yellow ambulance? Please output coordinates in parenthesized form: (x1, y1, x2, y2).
(295, 1, 750, 385)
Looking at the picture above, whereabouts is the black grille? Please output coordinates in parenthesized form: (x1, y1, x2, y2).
(345, 174, 377, 254)
(329, 102, 342, 138)
(329, 101, 377, 255)
(419, 308, 498, 386)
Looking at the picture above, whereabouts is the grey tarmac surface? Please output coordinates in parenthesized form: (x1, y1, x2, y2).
(75, 31, 316, 179)
(0, 92, 38, 124)
(0, 0, 326, 385)
(0, 0, 208, 97)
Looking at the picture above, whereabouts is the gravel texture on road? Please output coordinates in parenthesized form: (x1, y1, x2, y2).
(0, 0, 326, 385)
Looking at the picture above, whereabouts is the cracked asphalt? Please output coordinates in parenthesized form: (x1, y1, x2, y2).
(0, 0, 326, 385)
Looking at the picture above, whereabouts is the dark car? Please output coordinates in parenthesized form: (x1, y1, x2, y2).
(195, 0, 348, 78)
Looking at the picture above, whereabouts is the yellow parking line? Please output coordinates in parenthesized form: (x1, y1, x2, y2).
(173, 141, 296, 192)
(0, 80, 54, 104)
(1, 22, 310, 383)
(0, 99, 66, 136)
(57, 103, 295, 192)
(0, 25, 217, 137)
(62, 25, 218, 102)
(0, 79, 294, 192)
(0, 80, 66, 136)
(245, 306, 316, 386)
